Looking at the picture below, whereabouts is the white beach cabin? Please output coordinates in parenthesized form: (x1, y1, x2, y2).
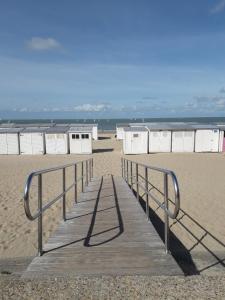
(45, 126, 69, 154)
(70, 124, 98, 140)
(69, 127, 92, 154)
(194, 125, 220, 152)
(91, 124, 98, 140)
(0, 128, 23, 154)
(146, 124, 172, 153)
(20, 128, 47, 155)
(216, 125, 225, 152)
(171, 124, 195, 152)
(116, 124, 130, 140)
(0, 123, 15, 129)
(123, 127, 148, 154)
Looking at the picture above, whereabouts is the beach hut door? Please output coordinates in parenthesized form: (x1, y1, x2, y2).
(0, 134, 7, 154)
(56, 134, 66, 153)
(71, 134, 82, 153)
(210, 130, 219, 152)
(81, 133, 91, 153)
(20, 134, 33, 154)
(131, 133, 141, 153)
(32, 133, 44, 154)
(7, 134, 19, 154)
(223, 132, 225, 152)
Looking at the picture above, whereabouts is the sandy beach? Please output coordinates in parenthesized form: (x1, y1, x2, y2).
(0, 133, 225, 274)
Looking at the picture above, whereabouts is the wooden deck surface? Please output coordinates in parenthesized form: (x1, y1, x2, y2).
(23, 176, 182, 277)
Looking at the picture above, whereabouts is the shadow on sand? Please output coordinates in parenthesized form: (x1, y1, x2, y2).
(130, 181, 225, 275)
(93, 148, 114, 153)
(98, 136, 111, 140)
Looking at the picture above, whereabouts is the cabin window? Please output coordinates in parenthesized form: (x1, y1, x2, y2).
(72, 134, 80, 139)
(133, 134, 139, 138)
(81, 134, 89, 139)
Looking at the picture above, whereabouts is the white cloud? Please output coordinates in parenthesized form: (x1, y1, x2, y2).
(19, 107, 29, 112)
(210, 0, 225, 14)
(191, 96, 225, 110)
(72, 103, 111, 112)
(26, 37, 61, 51)
(12, 103, 112, 113)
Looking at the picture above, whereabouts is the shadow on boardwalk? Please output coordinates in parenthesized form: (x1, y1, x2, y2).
(84, 175, 124, 247)
(44, 175, 124, 254)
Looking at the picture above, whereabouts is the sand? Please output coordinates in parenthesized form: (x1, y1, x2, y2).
(0, 133, 225, 275)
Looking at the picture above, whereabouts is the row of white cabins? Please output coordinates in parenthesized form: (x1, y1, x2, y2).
(0, 124, 98, 155)
(117, 123, 225, 154)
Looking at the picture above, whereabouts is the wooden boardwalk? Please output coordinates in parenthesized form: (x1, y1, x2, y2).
(23, 176, 182, 277)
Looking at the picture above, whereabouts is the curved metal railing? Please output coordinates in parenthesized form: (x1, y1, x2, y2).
(24, 158, 93, 256)
(121, 158, 180, 253)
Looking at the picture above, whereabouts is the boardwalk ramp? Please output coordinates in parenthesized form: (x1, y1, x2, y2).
(23, 175, 182, 278)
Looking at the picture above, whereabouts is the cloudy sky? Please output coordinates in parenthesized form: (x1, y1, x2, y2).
(1, 0, 225, 119)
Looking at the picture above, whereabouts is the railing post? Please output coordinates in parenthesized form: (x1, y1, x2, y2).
(164, 173, 169, 254)
(62, 168, 66, 221)
(74, 164, 77, 204)
(86, 160, 88, 186)
(38, 174, 43, 256)
(82, 161, 84, 192)
(123, 159, 125, 180)
(126, 160, 129, 184)
(145, 167, 149, 220)
(89, 159, 91, 182)
(130, 161, 133, 188)
(136, 163, 139, 201)
(121, 158, 123, 178)
(91, 158, 94, 178)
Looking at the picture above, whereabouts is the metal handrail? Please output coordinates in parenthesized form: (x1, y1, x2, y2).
(24, 158, 93, 256)
(121, 157, 180, 254)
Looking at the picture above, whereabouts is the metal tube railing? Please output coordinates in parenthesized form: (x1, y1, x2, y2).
(24, 158, 93, 256)
(121, 158, 180, 254)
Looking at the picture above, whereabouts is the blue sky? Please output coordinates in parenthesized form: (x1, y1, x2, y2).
(1, 0, 225, 118)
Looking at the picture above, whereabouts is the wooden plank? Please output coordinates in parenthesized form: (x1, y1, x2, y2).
(23, 175, 182, 278)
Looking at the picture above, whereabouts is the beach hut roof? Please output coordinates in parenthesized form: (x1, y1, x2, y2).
(0, 123, 15, 128)
(116, 123, 130, 127)
(191, 124, 219, 130)
(124, 126, 148, 132)
(22, 127, 49, 133)
(46, 126, 69, 133)
(0, 127, 24, 134)
(13, 123, 55, 128)
(216, 124, 225, 130)
(68, 126, 93, 133)
(69, 123, 98, 127)
(145, 123, 193, 131)
(142, 122, 218, 131)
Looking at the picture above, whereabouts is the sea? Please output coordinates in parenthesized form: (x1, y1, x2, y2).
(1, 117, 225, 131)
